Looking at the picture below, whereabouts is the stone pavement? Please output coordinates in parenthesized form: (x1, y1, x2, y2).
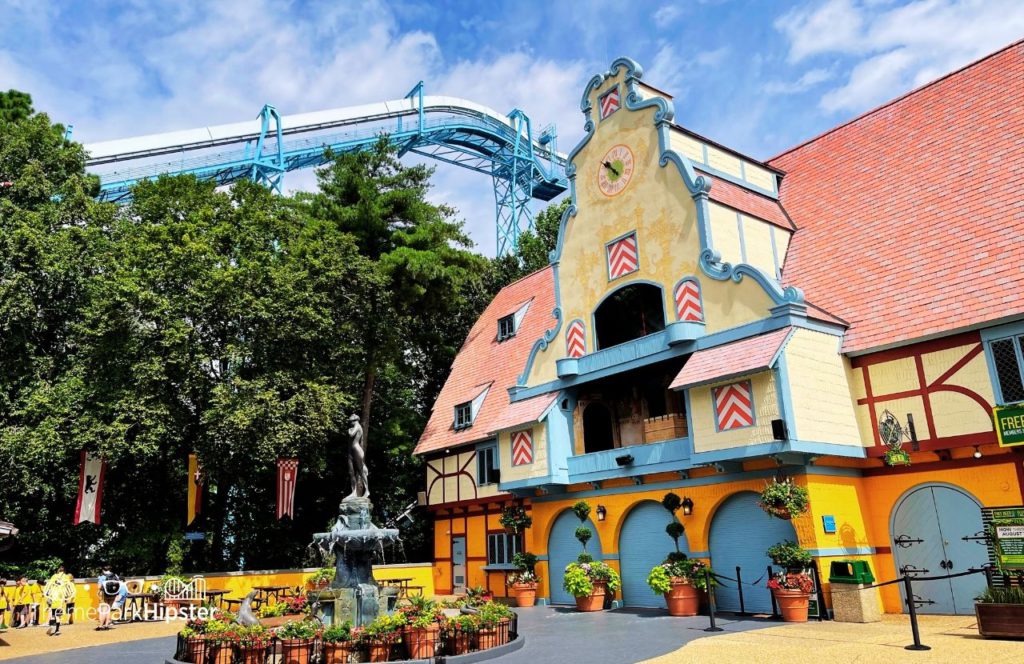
(0, 621, 178, 662)
(643, 614, 1024, 664)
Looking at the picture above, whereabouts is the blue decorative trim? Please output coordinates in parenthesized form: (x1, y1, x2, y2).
(516, 302, 563, 385)
(774, 337, 799, 442)
(499, 474, 566, 491)
(602, 553, 620, 561)
(535, 555, 549, 562)
(980, 320, 1024, 406)
(692, 161, 779, 200)
(690, 440, 866, 464)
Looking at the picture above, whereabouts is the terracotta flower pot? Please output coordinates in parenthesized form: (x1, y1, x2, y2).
(478, 626, 500, 650)
(235, 645, 268, 664)
(182, 636, 208, 664)
(772, 588, 811, 622)
(367, 640, 392, 662)
(205, 643, 232, 664)
(664, 578, 700, 616)
(258, 615, 292, 628)
(279, 637, 316, 664)
(575, 581, 607, 612)
(450, 630, 476, 655)
(511, 582, 537, 607)
(322, 641, 352, 664)
(405, 624, 440, 659)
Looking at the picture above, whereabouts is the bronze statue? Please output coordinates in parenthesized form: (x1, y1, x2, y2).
(346, 414, 369, 500)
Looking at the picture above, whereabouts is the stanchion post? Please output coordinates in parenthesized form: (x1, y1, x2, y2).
(768, 566, 779, 619)
(736, 566, 750, 616)
(811, 560, 827, 622)
(704, 567, 723, 632)
(903, 575, 930, 651)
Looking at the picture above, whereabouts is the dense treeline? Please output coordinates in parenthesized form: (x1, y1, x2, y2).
(0, 90, 564, 578)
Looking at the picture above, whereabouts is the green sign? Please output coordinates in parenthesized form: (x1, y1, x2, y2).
(994, 405, 1024, 447)
(991, 507, 1024, 570)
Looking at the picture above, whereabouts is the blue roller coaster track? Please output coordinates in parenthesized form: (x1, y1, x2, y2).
(84, 82, 568, 255)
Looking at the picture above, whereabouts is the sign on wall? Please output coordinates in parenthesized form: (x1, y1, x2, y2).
(993, 404, 1024, 447)
(986, 506, 1024, 571)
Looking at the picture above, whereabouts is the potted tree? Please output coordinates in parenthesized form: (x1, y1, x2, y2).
(975, 586, 1024, 638)
(766, 540, 814, 622)
(509, 552, 539, 607)
(275, 619, 321, 664)
(322, 621, 355, 664)
(758, 479, 810, 520)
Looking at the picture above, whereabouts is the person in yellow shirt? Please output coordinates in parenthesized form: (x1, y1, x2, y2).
(7, 577, 37, 629)
(42, 566, 74, 636)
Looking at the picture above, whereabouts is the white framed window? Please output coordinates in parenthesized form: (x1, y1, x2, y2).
(477, 444, 499, 486)
(454, 402, 473, 430)
(988, 335, 1024, 404)
(487, 532, 522, 565)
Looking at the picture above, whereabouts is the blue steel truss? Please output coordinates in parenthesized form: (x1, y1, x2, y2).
(87, 83, 567, 255)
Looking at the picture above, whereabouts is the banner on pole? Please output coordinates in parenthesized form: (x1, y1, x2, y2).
(277, 458, 299, 520)
(187, 454, 204, 526)
(74, 451, 105, 525)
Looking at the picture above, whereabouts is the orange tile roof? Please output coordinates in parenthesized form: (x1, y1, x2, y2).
(490, 393, 557, 433)
(770, 40, 1024, 353)
(698, 170, 795, 231)
(670, 327, 792, 390)
(415, 267, 557, 455)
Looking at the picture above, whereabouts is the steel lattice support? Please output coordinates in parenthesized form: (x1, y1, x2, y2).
(494, 110, 536, 256)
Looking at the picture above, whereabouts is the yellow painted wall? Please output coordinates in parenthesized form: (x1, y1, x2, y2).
(497, 421, 548, 483)
(784, 328, 863, 446)
(690, 371, 780, 452)
(426, 449, 501, 506)
(523, 70, 778, 389)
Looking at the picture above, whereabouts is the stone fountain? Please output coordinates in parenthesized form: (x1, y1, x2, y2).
(311, 414, 400, 627)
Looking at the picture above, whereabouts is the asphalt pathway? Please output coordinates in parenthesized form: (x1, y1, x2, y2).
(1, 607, 777, 664)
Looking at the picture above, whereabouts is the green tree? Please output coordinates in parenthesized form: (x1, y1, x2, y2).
(0, 90, 34, 125)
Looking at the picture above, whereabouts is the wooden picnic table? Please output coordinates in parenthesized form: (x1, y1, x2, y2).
(253, 585, 289, 604)
(120, 592, 159, 622)
(204, 589, 229, 609)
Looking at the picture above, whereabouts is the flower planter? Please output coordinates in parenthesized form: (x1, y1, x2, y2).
(405, 624, 440, 659)
(323, 641, 353, 664)
(772, 588, 811, 622)
(975, 602, 1024, 638)
(366, 639, 394, 662)
(205, 643, 232, 664)
(279, 637, 316, 664)
(478, 626, 500, 650)
(181, 636, 208, 664)
(664, 578, 700, 616)
(258, 615, 293, 628)
(450, 631, 476, 655)
(235, 645, 268, 664)
(575, 581, 608, 612)
(511, 582, 537, 607)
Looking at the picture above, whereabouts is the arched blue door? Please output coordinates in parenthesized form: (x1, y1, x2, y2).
(891, 484, 987, 614)
(548, 510, 602, 605)
(620, 501, 689, 608)
(709, 491, 797, 614)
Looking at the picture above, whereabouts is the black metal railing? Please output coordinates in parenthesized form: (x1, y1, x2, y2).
(174, 615, 518, 663)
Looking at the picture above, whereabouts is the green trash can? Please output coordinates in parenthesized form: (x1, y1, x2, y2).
(828, 560, 880, 623)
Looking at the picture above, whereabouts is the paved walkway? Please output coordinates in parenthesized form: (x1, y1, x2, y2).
(3, 609, 1022, 663)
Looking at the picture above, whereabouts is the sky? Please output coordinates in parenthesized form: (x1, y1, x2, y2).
(2, 0, 1023, 255)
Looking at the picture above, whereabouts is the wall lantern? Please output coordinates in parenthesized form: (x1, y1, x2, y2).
(596, 505, 607, 522)
(681, 497, 694, 516)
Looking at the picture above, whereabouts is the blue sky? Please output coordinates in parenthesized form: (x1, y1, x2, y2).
(2, 0, 1023, 254)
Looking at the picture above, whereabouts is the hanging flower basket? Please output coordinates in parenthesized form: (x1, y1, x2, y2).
(759, 479, 810, 520)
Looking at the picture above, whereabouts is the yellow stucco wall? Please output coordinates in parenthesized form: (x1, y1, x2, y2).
(523, 71, 778, 388)
(426, 449, 500, 506)
(497, 421, 548, 483)
(708, 202, 783, 279)
(691, 371, 779, 452)
(784, 328, 863, 446)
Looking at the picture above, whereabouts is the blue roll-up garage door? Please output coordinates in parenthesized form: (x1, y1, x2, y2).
(709, 491, 797, 614)
(548, 510, 602, 605)
(620, 500, 689, 608)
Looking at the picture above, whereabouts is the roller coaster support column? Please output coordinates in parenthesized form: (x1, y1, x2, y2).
(251, 104, 285, 194)
(494, 109, 535, 256)
(397, 81, 425, 152)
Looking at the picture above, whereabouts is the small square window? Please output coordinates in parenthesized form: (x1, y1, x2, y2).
(486, 532, 522, 565)
(477, 445, 499, 486)
(454, 402, 473, 430)
(990, 336, 1024, 404)
(498, 314, 516, 341)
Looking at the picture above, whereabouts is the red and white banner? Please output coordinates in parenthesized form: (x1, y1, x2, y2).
(713, 381, 755, 431)
(277, 458, 299, 520)
(511, 430, 534, 466)
(607, 232, 639, 279)
(74, 451, 105, 525)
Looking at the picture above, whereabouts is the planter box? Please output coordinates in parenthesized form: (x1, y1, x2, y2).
(975, 602, 1024, 639)
(643, 414, 687, 443)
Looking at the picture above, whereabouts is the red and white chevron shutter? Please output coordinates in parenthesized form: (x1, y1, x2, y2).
(599, 88, 620, 119)
(674, 279, 704, 322)
(511, 429, 534, 466)
(566, 319, 586, 358)
(607, 232, 639, 279)
(713, 381, 754, 430)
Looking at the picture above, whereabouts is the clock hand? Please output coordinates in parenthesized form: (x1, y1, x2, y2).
(602, 160, 621, 177)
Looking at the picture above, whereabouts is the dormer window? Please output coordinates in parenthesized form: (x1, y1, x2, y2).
(454, 402, 473, 430)
(498, 314, 516, 341)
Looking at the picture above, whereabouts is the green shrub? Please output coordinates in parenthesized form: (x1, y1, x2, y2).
(562, 560, 621, 597)
(766, 540, 813, 569)
(572, 501, 591, 522)
(976, 586, 1024, 604)
(275, 619, 320, 640)
(499, 505, 532, 534)
(575, 526, 593, 550)
(322, 621, 353, 642)
(661, 492, 682, 514)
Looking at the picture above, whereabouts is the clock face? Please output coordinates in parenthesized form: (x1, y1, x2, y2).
(597, 144, 635, 197)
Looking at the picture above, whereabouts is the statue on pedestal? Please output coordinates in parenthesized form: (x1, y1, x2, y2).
(345, 413, 369, 500)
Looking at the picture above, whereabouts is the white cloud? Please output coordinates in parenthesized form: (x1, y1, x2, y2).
(775, 0, 1024, 113)
(653, 5, 683, 24)
(762, 67, 834, 95)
